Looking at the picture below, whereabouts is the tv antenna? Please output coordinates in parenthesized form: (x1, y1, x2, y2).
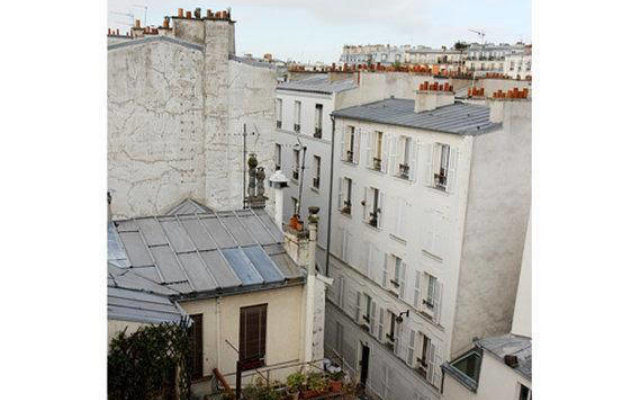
(469, 29, 486, 45)
(109, 11, 135, 26)
(133, 5, 148, 26)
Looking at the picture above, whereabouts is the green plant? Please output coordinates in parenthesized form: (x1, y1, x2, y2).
(286, 371, 305, 392)
(306, 372, 328, 392)
(243, 377, 282, 400)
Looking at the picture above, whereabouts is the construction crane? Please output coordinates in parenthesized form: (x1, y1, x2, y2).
(469, 29, 486, 45)
(132, 5, 148, 26)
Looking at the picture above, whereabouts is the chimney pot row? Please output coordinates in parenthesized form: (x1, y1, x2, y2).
(178, 8, 184, 18)
(418, 81, 453, 92)
(467, 87, 485, 97)
(492, 88, 529, 99)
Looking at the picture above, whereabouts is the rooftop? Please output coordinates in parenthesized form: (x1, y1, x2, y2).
(108, 202, 305, 301)
(477, 334, 532, 381)
(332, 98, 501, 135)
(277, 75, 358, 94)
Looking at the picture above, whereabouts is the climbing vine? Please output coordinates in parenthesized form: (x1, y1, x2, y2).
(108, 322, 192, 400)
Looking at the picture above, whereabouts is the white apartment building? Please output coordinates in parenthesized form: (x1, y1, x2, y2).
(465, 43, 529, 78)
(442, 218, 532, 400)
(503, 53, 532, 80)
(324, 88, 531, 400)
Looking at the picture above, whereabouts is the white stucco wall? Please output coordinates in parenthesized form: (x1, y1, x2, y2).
(511, 217, 531, 338)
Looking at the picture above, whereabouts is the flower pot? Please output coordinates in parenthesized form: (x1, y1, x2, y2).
(329, 380, 343, 393)
(300, 390, 322, 399)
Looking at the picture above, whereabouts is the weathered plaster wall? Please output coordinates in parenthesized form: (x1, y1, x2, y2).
(511, 216, 531, 338)
(108, 40, 206, 219)
(451, 101, 531, 356)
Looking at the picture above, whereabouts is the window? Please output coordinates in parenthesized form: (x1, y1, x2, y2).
(239, 304, 267, 370)
(406, 329, 416, 367)
(418, 334, 431, 368)
(395, 136, 414, 179)
(274, 144, 281, 170)
(314, 104, 323, 138)
(371, 131, 383, 171)
(362, 293, 372, 323)
(339, 177, 353, 214)
(276, 98, 282, 128)
(425, 142, 457, 192)
(435, 144, 450, 189)
(294, 100, 301, 132)
(450, 350, 481, 384)
(312, 156, 321, 189)
(386, 311, 397, 349)
(292, 149, 300, 180)
(510, 61, 515, 71)
(189, 314, 203, 379)
(363, 186, 382, 228)
(342, 126, 357, 162)
(519, 384, 532, 400)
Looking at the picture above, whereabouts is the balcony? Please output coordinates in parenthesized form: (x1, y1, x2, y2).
(314, 127, 322, 139)
(276, 120, 282, 129)
(398, 163, 410, 179)
(312, 177, 320, 189)
(294, 123, 300, 133)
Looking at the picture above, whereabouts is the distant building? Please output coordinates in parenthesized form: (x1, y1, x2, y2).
(324, 86, 531, 400)
(465, 43, 528, 78)
(442, 218, 532, 400)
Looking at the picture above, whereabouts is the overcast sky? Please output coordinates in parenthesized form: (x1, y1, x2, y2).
(108, 0, 531, 63)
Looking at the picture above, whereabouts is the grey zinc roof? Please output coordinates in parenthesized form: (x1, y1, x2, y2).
(108, 207, 303, 299)
(477, 334, 532, 381)
(332, 98, 501, 135)
(277, 75, 358, 94)
(108, 263, 189, 325)
(165, 199, 213, 216)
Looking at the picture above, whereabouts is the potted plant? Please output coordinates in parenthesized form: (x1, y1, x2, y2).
(327, 371, 344, 393)
(286, 371, 305, 400)
(301, 372, 328, 399)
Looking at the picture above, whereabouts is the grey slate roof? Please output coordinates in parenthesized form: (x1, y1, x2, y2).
(477, 334, 532, 381)
(332, 98, 501, 135)
(108, 207, 304, 300)
(277, 75, 358, 94)
(108, 263, 189, 325)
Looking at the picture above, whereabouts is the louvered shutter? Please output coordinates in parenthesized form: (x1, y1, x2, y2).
(409, 138, 418, 181)
(447, 147, 458, 193)
(362, 187, 370, 221)
(340, 128, 346, 161)
(343, 230, 351, 263)
(378, 191, 385, 228)
(394, 323, 402, 356)
(399, 261, 407, 299)
(381, 134, 390, 173)
(423, 143, 434, 187)
(337, 177, 344, 211)
(433, 281, 443, 324)
(432, 211, 444, 258)
(370, 301, 377, 336)
(407, 329, 416, 367)
(382, 254, 390, 288)
(413, 269, 421, 308)
(433, 344, 443, 389)
(388, 136, 399, 176)
(377, 306, 385, 341)
(365, 131, 372, 168)
(392, 197, 401, 237)
(355, 291, 361, 322)
(427, 341, 436, 384)
(362, 241, 371, 276)
(354, 128, 361, 164)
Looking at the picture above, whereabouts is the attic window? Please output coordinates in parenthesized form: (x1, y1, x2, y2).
(450, 350, 481, 384)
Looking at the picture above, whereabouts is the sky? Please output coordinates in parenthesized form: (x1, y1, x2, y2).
(108, 0, 531, 63)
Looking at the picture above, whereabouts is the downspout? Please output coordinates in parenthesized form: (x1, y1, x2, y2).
(324, 115, 336, 276)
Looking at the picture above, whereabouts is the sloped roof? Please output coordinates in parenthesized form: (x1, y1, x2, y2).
(477, 334, 532, 381)
(332, 98, 501, 135)
(165, 199, 213, 216)
(108, 263, 189, 325)
(108, 208, 304, 300)
(277, 75, 358, 94)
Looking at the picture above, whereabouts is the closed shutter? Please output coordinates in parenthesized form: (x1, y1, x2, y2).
(370, 301, 377, 336)
(363, 187, 370, 221)
(343, 230, 351, 263)
(334, 226, 344, 258)
(388, 136, 399, 176)
(432, 211, 444, 259)
(338, 276, 345, 308)
(365, 131, 372, 168)
(427, 341, 436, 384)
(381, 134, 390, 173)
(447, 147, 458, 193)
(337, 177, 344, 211)
(394, 323, 403, 357)
(377, 306, 385, 341)
(413, 269, 422, 308)
(392, 197, 401, 237)
(433, 344, 443, 389)
(382, 254, 390, 288)
(354, 128, 361, 164)
(340, 128, 346, 160)
(423, 143, 434, 187)
(336, 322, 344, 354)
(409, 138, 418, 181)
(433, 281, 443, 324)
(407, 329, 416, 367)
(399, 261, 407, 299)
(378, 191, 385, 228)
(355, 292, 361, 322)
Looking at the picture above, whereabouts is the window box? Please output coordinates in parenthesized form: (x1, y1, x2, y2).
(294, 123, 300, 133)
(372, 157, 382, 171)
(434, 171, 447, 190)
(368, 212, 379, 228)
(398, 163, 410, 179)
(314, 127, 322, 138)
(345, 150, 354, 163)
(276, 120, 282, 129)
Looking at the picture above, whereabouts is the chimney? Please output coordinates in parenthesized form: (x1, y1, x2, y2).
(414, 80, 454, 113)
(268, 170, 289, 232)
(131, 19, 144, 38)
(489, 88, 531, 123)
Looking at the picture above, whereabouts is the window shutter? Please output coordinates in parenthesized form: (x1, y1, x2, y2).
(362, 241, 371, 277)
(362, 187, 370, 222)
(354, 128, 361, 164)
(377, 306, 385, 341)
(427, 341, 436, 385)
(413, 269, 421, 308)
(370, 301, 377, 336)
(355, 291, 361, 322)
(392, 197, 401, 237)
(433, 344, 443, 389)
(399, 261, 407, 299)
(433, 280, 443, 324)
(394, 323, 402, 356)
(409, 138, 418, 181)
(423, 143, 434, 187)
(407, 329, 416, 367)
(432, 211, 444, 258)
(388, 136, 399, 176)
(337, 177, 344, 211)
(365, 131, 372, 168)
(378, 191, 385, 228)
(340, 129, 346, 160)
(381, 134, 390, 173)
(382, 254, 390, 288)
(447, 147, 458, 193)
(343, 230, 350, 263)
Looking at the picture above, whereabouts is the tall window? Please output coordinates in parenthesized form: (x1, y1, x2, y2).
(276, 98, 282, 128)
(342, 126, 356, 162)
(312, 156, 321, 189)
(362, 293, 372, 323)
(386, 311, 397, 347)
(419, 335, 431, 368)
(339, 177, 353, 215)
(274, 144, 281, 170)
(397, 136, 412, 179)
(314, 104, 323, 138)
(239, 304, 267, 370)
(291, 197, 299, 215)
(292, 149, 300, 180)
(434, 143, 451, 190)
(426, 274, 437, 309)
(519, 384, 532, 400)
(372, 131, 383, 171)
(294, 101, 301, 132)
(363, 186, 382, 228)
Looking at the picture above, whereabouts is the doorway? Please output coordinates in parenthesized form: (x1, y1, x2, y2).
(359, 343, 370, 386)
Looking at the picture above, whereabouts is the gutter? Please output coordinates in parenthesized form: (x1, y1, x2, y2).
(324, 114, 336, 276)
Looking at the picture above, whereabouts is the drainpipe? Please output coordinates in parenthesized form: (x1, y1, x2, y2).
(324, 115, 336, 276)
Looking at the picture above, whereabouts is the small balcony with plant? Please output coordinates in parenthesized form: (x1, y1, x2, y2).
(372, 157, 382, 171)
(398, 163, 410, 179)
(341, 200, 352, 215)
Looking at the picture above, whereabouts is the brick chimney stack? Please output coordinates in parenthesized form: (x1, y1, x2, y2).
(414, 80, 454, 112)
